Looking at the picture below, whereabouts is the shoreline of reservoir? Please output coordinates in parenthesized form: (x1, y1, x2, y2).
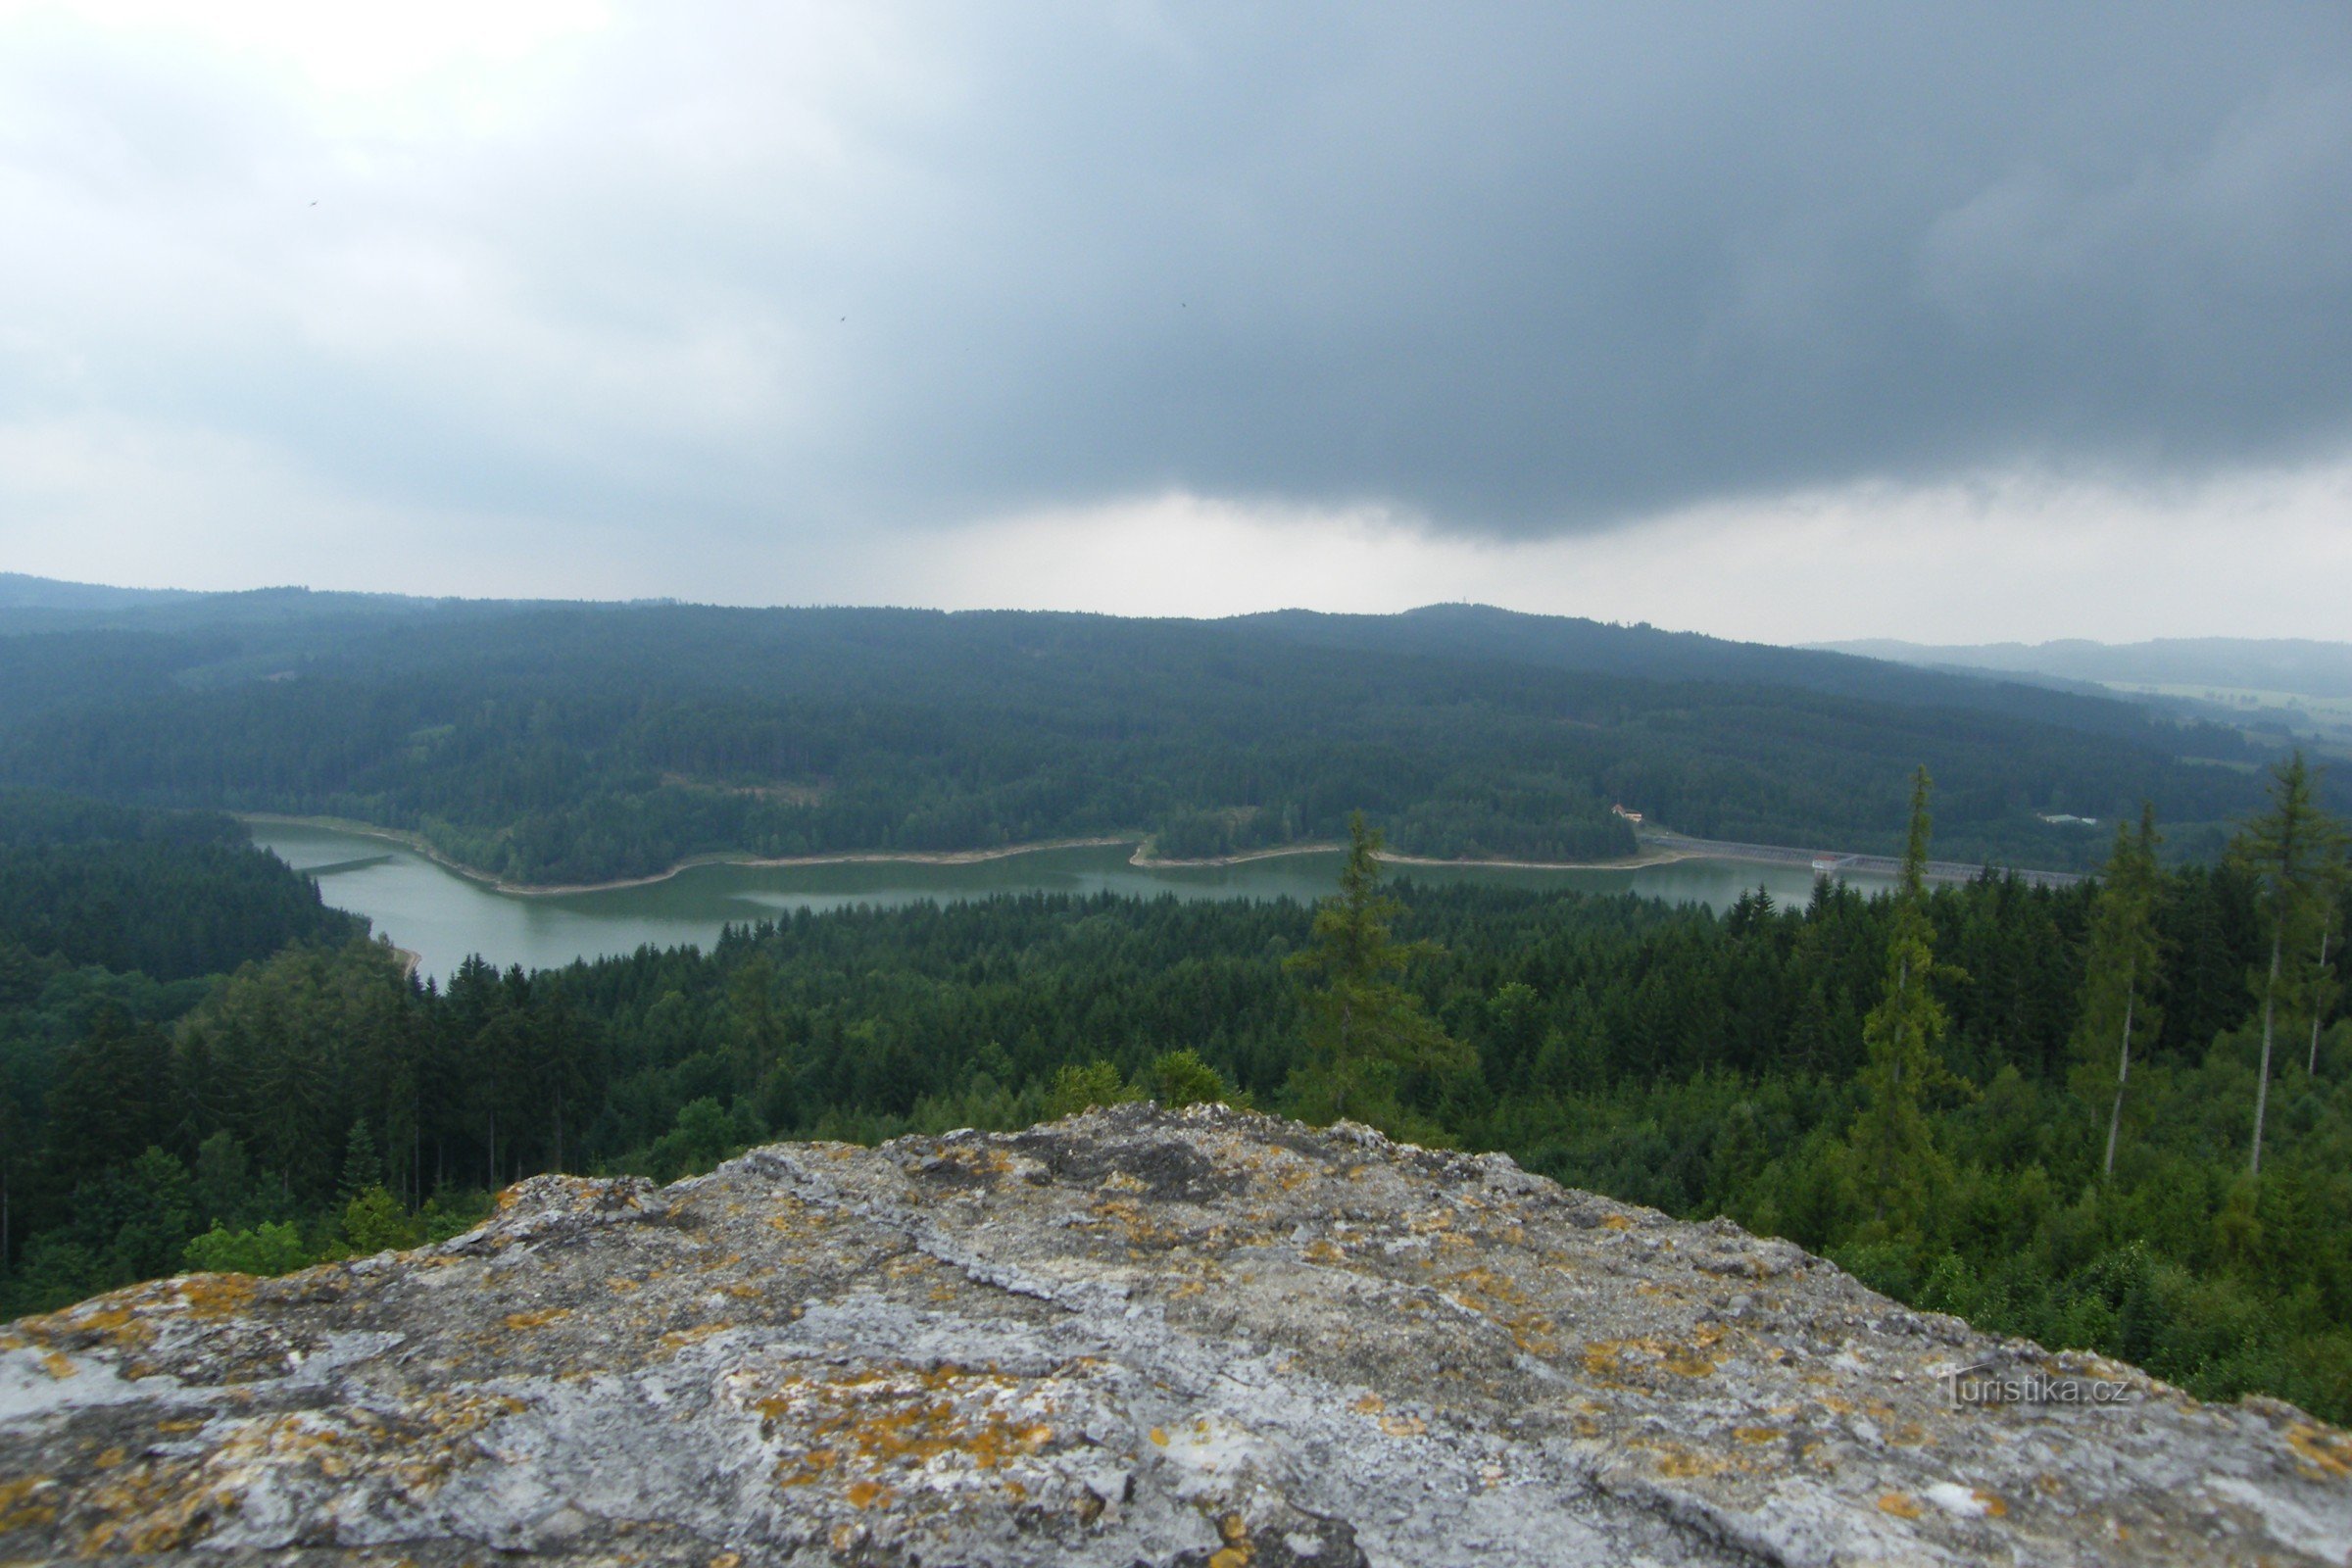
(246, 817, 1931, 983)
(238, 812, 1700, 898)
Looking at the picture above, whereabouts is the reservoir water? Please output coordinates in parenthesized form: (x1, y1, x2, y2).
(249, 820, 1896, 984)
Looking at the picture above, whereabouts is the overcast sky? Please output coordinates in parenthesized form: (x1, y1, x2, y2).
(3, 2, 2349, 642)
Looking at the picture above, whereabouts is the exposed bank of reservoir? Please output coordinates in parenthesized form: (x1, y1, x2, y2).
(250, 820, 1898, 984)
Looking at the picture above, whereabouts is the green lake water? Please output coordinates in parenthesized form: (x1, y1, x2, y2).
(248, 821, 1894, 984)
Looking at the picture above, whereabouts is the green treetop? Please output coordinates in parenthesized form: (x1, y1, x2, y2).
(1285, 812, 1471, 1129)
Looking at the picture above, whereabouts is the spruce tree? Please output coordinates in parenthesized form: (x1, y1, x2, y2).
(1285, 812, 1469, 1127)
(2232, 753, 2347, 1177)
(2074, 806, 2165, 1178)
(338, 1120, 384, 1203)
(1850, 768, 1951, 1229)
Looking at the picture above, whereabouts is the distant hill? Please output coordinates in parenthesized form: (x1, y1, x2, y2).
(0, 576, 2301, 881)
(1241, 606, 2224, 745)
(1817, 636, 2352, 700)
(0, 572, 195, 612)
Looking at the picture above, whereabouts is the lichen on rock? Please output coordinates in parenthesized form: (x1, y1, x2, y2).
(4, 1104, 2347, 1564)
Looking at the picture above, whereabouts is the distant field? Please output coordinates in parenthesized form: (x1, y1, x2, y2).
(2105, 681, 2352, 757)
(2108, 680, 2352, 715)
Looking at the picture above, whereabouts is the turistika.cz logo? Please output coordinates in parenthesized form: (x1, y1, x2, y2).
(1947, 1362, 2135, 1408)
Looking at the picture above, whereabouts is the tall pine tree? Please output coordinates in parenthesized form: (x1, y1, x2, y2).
(2075, 806, 2165, 1178)
(2232, 753, 2346, 1177)
(1850, 768, 1953, 1229)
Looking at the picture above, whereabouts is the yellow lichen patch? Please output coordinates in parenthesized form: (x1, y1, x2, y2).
(1303, 1240, 1345, 1265)
(1733, 1427, 1781, 1445)
(659, 1323, 733, 1352)
(1378, 1414, 1428, 1439)
(1091, 1197, 1185, 1250)
(2286, 1423, 2352, 1480)
(761, 1197, 836, 1238)
(737, 1360, 1067, 1509)
(1582, 1335, 1716, 1382)
(1208, 1520, 1254, 1568)
(502, 1307, 571, 1331)
(173, 1274, 262, 1321)
(74, 1399, 525, 1556)
(776, 1447, 840, 1488)
(13, 1302, 136, 1353)
(1438, 1265, 1559, 1356)
(1582, 1341, 1630, 1379)
(17, 1273, 261, 1366)
(0, 1476, 61, 1533)
(1878, 1493, 1924, 1520)
(1150, 1427, 1170, 1446)
(607, 1277, 641, 1294)
(1349, 1393, 1386, 1415)
(1974, 1490, 2009, 1518)
(1642, 1443, 1737, 1479)
(1598, 1213, 1635, 1232)
(38, 1350, 75, 1381)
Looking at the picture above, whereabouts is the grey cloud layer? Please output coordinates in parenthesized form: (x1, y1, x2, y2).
(6, 3, 2351, 538)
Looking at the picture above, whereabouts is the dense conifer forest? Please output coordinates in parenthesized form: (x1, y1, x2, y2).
(4, 775, 2348, 1426)
(0, 592, 2297, 883)
(0, 791, 367, 981)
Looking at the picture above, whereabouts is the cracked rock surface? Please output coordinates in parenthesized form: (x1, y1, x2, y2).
(4, 1103, 2349, 1565)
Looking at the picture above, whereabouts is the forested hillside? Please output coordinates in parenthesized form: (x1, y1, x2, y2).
(0, 790, 366, 981)
(7, 780, 2349, 1424)
(0, 589, 2290, 883)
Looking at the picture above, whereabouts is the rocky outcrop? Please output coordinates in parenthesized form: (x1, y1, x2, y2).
(4, 1104, 2348, 1565)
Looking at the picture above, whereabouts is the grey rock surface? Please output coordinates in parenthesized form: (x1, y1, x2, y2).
(4, 1103, 2349, 1565)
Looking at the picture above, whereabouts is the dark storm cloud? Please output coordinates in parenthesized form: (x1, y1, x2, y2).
(805, 3, 2352, 533)
(7, 2, 2352, 540)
